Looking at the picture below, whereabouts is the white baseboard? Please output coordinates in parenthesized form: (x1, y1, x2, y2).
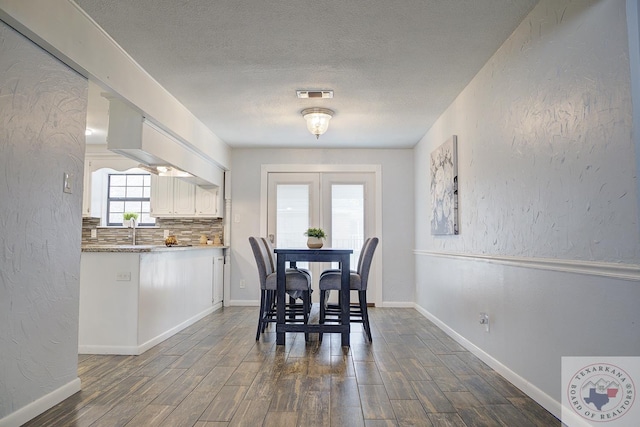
(137, 306, 218, 354)
(78, 343, 140, 355)
(227, 300, 411, 308)
(381, 301, 415, 308)
(225, 299, 260, 306)
(0, 378, 81, 427)
(413, 303, 563, 421)
(79, 305, 220, 355)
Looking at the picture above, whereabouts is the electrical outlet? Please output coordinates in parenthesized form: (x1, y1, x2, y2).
(116, 272, 131, 281)
(479, 312, 490, 332)
(239, 279, 245, 288)
(90, 229, 97, 239)
(164, 230, 170, 238)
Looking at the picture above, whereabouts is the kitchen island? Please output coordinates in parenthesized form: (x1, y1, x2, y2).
(79, 244, 226, 355)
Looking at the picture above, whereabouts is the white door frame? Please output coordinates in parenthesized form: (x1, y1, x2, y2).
(260, 164, 383, 307)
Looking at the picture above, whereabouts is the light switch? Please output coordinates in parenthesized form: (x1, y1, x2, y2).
(90, 229, 97, 239)
(116, 272, 131, 281)
(63, 172, 73, 194)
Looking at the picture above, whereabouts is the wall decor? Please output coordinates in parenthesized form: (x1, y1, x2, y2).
(430, 135, 458, 235)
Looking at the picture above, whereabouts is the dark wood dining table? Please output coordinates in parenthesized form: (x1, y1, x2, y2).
(274, 248, 353, 346)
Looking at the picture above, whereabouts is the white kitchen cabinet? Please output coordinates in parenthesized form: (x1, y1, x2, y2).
(82, 163, 94, 217)
(150, 176, 174, 215)
(195, 186, 220, 217)
(150, 175, 196, 216)
(174, 178, 196, 214)
(151, 175, 222, 218)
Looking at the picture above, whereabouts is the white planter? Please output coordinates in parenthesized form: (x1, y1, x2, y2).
(306, 237, 323, 248)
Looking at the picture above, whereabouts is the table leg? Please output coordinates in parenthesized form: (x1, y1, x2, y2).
(341, 255, 350, 347)
(276, 255, 286, 345)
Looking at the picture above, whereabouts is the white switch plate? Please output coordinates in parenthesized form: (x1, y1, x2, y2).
(239, 279, 245, 288)
(90, 229, 97, 239)
(116, 272, 131, 281)
(163, 230, 170, 238)
(63, 172, 73, 194)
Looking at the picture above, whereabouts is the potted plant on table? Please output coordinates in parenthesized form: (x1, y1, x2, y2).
(122, 212, 139, 228)
(304, 227, 326, 248)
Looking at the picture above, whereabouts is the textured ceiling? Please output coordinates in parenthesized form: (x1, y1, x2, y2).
(77, 0, 538, 149)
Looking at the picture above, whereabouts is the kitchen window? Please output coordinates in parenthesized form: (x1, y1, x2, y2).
(106, 173, 155, 226)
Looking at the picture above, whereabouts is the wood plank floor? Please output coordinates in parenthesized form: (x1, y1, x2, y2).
(24, 307, 562, 426)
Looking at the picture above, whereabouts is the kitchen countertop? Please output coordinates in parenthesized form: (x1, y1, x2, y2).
(82, 244, 228, 253)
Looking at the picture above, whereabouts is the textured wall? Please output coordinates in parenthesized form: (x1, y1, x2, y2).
(0, 21, 87, 419)
(414, 0, 639, 414)
(417, 0, 638, 263)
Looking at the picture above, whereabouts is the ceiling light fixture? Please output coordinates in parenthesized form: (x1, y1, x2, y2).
(301, 108, 334, 139)
(137, 164, 193, 178)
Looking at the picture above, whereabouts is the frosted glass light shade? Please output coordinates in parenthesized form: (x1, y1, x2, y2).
(302, 108, 334, 139)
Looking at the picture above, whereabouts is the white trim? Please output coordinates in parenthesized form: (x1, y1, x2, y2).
(131, 306, 219, 354)
(413, 304, 563, 420)
(0, 378, 81, 427)
(416, 250, 640, 282)
(78, 343, 140, 356)
(381, 301, 415, 308)
(225, 299, 260, 306)
(260, 164, 384, 307)
(78, 306, 219, 355)
(627, 0, 640, 235)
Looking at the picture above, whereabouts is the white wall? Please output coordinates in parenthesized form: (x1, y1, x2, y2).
(0, 21, 86, 425)
(414, 0, 640, 417)
(230, 148, 414, 305)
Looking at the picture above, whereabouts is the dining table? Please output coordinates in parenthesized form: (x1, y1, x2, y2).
(274, 247, 353, 346)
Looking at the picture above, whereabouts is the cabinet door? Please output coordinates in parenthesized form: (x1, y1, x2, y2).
(173, 179, 196, 215)
(195, 186, 218, 217)
(150, 176, 174, 216)
(82, 161, 93, 217)
(213, 256, 224, 304)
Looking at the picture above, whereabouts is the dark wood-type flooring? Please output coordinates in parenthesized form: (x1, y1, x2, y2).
(24, 306, 562, 426)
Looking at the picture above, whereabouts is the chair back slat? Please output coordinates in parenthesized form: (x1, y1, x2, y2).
(356, 237, 372, 274)
(358, 237, 379, 291)
(249, 236, 275, 290)
(260, 237, 277, 272)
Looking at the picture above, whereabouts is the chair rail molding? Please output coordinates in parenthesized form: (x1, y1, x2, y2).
(415, 250, 640, 283)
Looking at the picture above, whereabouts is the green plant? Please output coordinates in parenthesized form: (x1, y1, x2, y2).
(304, 227, 326, 239)
(123, 212, 139, 221)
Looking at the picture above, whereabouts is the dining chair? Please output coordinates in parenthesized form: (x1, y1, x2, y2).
(260, 237, 312, 313)
(248, 236, 311, 340)
(318, 237, 378, 342)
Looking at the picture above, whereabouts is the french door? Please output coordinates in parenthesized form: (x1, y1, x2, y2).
(266, 171, 377, 304)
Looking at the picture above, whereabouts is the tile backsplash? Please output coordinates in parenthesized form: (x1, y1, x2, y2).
(82, 217, 224, 246)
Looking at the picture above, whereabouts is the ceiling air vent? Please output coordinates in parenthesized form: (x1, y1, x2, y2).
(296, 90, 333, 99)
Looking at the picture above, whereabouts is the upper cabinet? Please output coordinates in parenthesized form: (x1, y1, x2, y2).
(150, 176, 223, 218)
(82, 148, 139, 218)
(195, 185, 221, 217)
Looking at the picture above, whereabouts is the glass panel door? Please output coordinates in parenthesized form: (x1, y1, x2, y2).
(267, 171, 376, 304)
